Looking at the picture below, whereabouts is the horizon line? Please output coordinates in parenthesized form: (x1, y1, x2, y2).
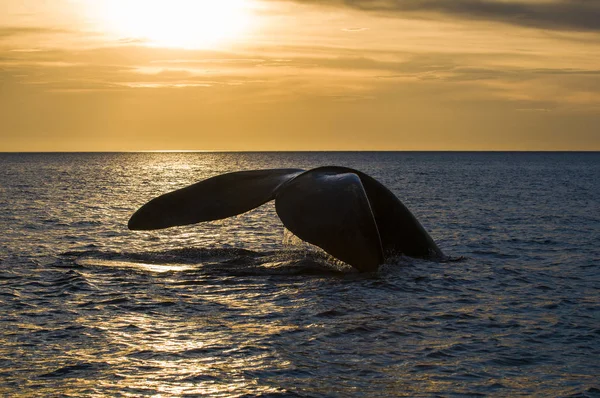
(1, 150, 599, 154)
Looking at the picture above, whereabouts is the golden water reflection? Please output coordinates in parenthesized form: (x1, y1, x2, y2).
(76, 258, 197, 273)
(94, 300, 299, 395)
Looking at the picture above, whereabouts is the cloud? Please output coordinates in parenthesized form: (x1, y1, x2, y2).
(0, 26, 70, 38)
(2, 41, 599, 112)
(283, 0, 600, 32)
(516, 108, 552, 112)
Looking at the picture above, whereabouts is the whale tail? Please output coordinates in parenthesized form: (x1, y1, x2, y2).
(128, 167, 443, 271)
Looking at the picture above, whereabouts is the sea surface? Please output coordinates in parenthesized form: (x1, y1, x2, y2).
(0, 152, 598, 397)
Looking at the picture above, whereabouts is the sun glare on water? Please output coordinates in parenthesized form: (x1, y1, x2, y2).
(94, 0, 255, 49)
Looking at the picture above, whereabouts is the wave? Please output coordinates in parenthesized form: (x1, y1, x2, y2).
(60, 247, 356, 277)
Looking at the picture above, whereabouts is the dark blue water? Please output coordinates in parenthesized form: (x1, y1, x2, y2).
(1, 152, 599, 397)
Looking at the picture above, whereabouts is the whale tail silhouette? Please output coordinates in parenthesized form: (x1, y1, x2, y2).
(128, 168, 304, 230)
(128, 167, 443, 272)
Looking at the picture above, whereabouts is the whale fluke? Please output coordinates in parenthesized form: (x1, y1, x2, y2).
(128, 166, 444, 272)
(347, 169, 444, 259)
(275, 168, 384, 272)
(128, 168, 303, 230)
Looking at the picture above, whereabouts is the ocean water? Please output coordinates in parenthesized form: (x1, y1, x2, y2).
(0, 152, 598, 397)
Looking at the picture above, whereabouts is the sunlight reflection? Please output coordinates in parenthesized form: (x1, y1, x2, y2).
(76, 258, 196, 273)
(97, 312, 294, 395)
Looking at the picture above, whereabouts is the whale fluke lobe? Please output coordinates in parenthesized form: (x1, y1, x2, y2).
(275, 168, 384, 272)
(351, 170, 444, 259)
(128, 168, 303, 230)
(128, 166, 444, 271)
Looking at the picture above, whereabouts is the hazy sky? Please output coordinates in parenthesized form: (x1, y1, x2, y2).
(1, 0, 599, 151)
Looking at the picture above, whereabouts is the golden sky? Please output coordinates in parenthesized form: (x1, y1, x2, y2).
(1, 0, 599, 151)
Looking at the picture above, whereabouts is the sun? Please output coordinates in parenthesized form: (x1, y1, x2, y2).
(94, 0, 254, 49)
